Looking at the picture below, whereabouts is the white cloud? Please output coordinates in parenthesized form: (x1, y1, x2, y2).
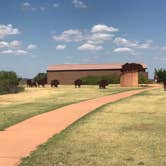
(1, 49, 28, 55)
(52, 24, 154, 53)
(113, 37, 152, 49)
(16, 50, 28, 55)
(10, 40, 22, 48)
(53, 29, 83, 42)
(78, 43, 103, 51)
(0, 41, 9, 48)
(27, 44, 38, 49)
(72, 0, 87, 8)
(22, 2, 37, 11)
(63, 29, 82, 35)
(113, 37, 137, 47)
(161, 46, 166, 51)
(56, 44, 66, 50)
(91, 24, 119, 33)
(0, 24, 20, 38)
(40, 6, 46, 11)
(0, 40, 36, 56)
(0, 40, 37, 56)
(23, 2, 31, 7)
(88, 33, 114, 44)
(0, 40, 22, 49)
(53, 26, 114, 44)
(53, 24, 117, 51)
(113, 47, 134, 54)
(22, 2, 59, 11)
(53, 3, 59, 8)
(137, 40, 153, 49)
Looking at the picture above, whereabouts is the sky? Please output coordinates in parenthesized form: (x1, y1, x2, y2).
(0, 0, 166, 78)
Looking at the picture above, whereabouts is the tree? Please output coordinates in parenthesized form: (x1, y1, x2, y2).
(0, 71, 19, 94)
(155, 69, 166, 90)
(34, 73, 47, 82)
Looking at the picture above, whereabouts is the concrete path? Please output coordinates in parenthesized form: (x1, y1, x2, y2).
(0, 87, 160, 166)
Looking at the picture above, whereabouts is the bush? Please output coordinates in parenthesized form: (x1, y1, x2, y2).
(81, 76, 100, 85)
(0, 71, 20, 94)
(139, 73, 150, 84)
(81, 74, 120, 85)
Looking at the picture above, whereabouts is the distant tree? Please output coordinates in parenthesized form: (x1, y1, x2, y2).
(34, 73, 47, 82)
(155, 69, 166, 90)
(0, 71, 19, 94)
(34, 73, 47, 87)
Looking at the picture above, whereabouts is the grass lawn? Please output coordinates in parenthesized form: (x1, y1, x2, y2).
(20, 88, 166, 166)
(0, 85, 136, 130)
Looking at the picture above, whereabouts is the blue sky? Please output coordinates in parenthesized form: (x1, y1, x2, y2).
(0, 0, 166, 78)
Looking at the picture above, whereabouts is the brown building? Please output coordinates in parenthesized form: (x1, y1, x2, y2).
(47, 63, 148, 84)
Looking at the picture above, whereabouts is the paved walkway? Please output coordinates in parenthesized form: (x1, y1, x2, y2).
(0, 87, 160, 166)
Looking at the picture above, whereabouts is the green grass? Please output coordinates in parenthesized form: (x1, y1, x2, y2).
(0, 85, 136, 130)
(20, 89, 166, 166)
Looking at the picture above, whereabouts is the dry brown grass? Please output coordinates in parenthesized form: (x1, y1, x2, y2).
(20, 89, 166, 166)
(0, 85, 137, 130)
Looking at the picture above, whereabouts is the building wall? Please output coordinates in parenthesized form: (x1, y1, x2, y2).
(120, 71, 139, 87)
(47, 69, 148, 85)
(47, 69, 121, 84)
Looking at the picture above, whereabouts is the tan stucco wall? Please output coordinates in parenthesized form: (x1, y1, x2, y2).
(120, 71, 139, 87)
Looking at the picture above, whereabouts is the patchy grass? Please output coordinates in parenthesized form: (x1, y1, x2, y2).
(20, 89, 166, 166)
(0, 85, 136, 130)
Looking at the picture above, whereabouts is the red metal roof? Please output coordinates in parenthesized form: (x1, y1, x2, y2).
(47, 63, 147, 71)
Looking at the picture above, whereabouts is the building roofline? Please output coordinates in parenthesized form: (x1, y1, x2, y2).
(47, 63, 147, 71)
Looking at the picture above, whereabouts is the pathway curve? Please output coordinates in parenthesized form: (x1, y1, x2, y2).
(0, 87, 160, 166)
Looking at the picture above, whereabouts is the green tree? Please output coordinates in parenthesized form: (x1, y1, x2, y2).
(34, 73, 47, 82)
(155, 69, 166, 90)
(0, 71, 19, 94)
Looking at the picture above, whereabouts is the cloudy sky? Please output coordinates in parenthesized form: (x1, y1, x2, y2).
(0, 0, 166, 78)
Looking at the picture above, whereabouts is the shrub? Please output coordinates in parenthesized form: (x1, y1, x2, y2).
(81, 74, 120, 85)
(0, 71, 20, 94)
(106, 74, 120, 84)
(81, 76, 100, 85)
(139, 73, 149, 84)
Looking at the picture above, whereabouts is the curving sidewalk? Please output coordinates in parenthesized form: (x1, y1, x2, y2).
(0, 87, 160, 166)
